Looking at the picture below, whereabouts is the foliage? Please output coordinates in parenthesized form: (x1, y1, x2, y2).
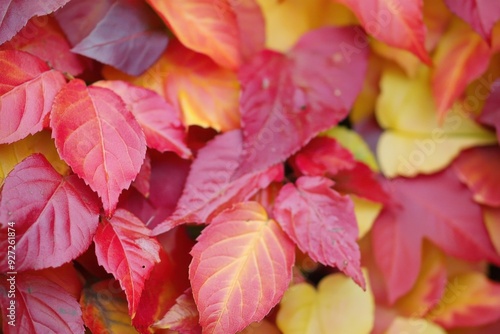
(1, 0, 500, 333)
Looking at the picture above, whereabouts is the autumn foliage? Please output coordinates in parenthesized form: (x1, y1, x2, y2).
(2, 0, 500, 333)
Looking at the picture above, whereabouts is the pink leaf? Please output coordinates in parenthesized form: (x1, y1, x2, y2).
(152, 130, 283, 235)
(154, 288, 201, 334)
(0, 154, 100, 272)
(0, 0, 71, 44)
(190, 202, 295, 334)
(50, 79, 146, 216)
(0, 50, 66, 144)
(93, 80, 191, 159)
(273, 176, 365, 288)
(94, 208, 161, 318)
(234, 26, 367, 177)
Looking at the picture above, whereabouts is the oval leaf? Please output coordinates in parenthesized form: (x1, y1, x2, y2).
(0, 272, 84, 333)
(190, 202, 295, 334)
(152, 130, 283, 235)
(50, 79, 146, 216)
(0, 153, 100, 272)
(94, 209, 161, 318)
(273, 176, 365, 288)
(93, 80, 191, 159)
(235, 26, 368, 177)
(0, 50, 66, 144)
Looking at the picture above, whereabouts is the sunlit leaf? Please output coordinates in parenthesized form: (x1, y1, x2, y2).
(154, 288, 201, 333)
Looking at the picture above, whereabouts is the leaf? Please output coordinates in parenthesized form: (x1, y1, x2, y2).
(273, 176, 365, 288)
(131, 152, 151, 198)
(335, 0, 431, 63)
(152, 130, 283, 235)
(376, 65, 496, 177)
(93, 80, 191, 159)
(352, 196, 382, 239)
(238, 320, 281, 334)
(428, 273, 500, 328)
(0, 272, 84, 333)
(0, 50, 66, 144)
(385, 317, 446, 334)
(479, 78, 500, 141)
(94, 209, 161, 318)
(0, 154, 100, 272)
(453, 145, 500, 207)
(189, 202, 295, 334)
(103, 40, 241, 132)
(371, 167, 500, 303)
(154, 288, 201, 334)
(432, 19, 491, 119)
(276, 271, 375, 334)
(0, 15, 86, 75)
(0, 0, 71, 44)
(80, 279, 138, 334)
(0, 130, 68, 186)
(146, 0, 265, 69)
(50, 79, 147, 216)
(235, 26, 368, 177)
(55, 0, 169, 76)
(443, 0, 500, 43)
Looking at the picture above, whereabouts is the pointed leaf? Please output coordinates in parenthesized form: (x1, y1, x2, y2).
(0, 130, 68, 186)
(429, 273, 500, 328)
(273, 176, 365, 287)
(190, 202, 295, 334)
(0, 272, 84, 333)
(94, 80, 191, 159)
(154, 288, 201, 333)
(147, 0, 265, 69)
(235, 26, 368, 177)
(152, 130, 283, 235)
(432, 19, 491, 118)
(80, 279, 137, 334)
(336, 0, 430, 63)
(50, 79, 146, 216)
(0, 0, 71, 44)
(443, 0, 500, 43)
(276, 272, 375, 334)
(94, 209, 161, 318)
(0, 15, 86, 75)
(371, 168, 500, 303)
(56, 0, 169, 76)
(0, 154, 100, 272)
(453, 145, 500, 207)
(0, 50, 66, 144)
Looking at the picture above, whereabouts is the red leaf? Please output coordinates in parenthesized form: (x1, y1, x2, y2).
(371, 168, 500, 303)
(443, 0, 500, 43)
(453, 145, 500, 207)
(479, 78, 500, 142)
(336, 0, 430, 63)
(55, 0, 169, 76)
(0, 0, 71, 44)
(0, 50, 66, 144)
(154, 288, 201, 334)
(0, 154, 100, 272)
(235, 27, 368, 177)
(0, 272, 84, 333)
(131, 151, 152, 198)
(94, 209, 161, 318)
(147, 0, 264, 69)
(50, 79, 147, 216)
(189, 202, 295, 334)
(94, 80, 191, 159)
(273, 176, 365, 288)
(0, 16, 86, 75)
(152, 130, 283, 235)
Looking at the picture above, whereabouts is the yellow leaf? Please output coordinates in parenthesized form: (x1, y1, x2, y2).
(255, 0, 357, 52)
(352, 195, 382, 239)
(376, 65, 496, 177)
(371, 39, 421, 78)
(321, 125, 379, 171)
(385, 317, 446, 334)
(277, 270, 374, 334)
(0, 130, 68, 185)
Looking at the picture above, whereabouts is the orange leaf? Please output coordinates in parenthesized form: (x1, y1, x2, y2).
(189, 202, 295, 334)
